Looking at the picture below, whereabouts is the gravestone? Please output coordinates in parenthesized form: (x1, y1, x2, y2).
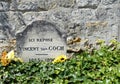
(16, 20, 66, 62)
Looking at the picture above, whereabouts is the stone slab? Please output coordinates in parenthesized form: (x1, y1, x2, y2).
(16, 20, 66, 62)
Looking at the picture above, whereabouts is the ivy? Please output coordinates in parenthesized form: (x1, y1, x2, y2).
(0, 40, 120, 83)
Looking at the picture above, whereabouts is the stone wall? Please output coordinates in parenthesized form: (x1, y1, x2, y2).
(0, 0, 120, 52)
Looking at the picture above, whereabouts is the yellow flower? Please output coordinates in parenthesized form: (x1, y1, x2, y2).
(6, 50, 15, 60)
(1, 58, 10, 66)
(0, 50, 23, 66)
(17, 58, 23, 62)
(52, 55, 67, 64)
(1, 50, 10, 66)
(14, 57, 23, 62)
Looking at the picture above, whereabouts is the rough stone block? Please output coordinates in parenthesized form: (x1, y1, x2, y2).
(0, 2, 9, 11)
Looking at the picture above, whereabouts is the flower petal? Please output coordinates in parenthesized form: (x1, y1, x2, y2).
(6, 50, 15, 60)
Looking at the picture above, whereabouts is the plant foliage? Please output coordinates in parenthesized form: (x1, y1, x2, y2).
(0, 40, 120, 84)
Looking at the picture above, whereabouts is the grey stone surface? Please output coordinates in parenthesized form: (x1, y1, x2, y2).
(0, 0, 119, 56)
(101, 0, 117, 5)
(12, 0, 75, 11)
(0, 2, 9, 11)
(17, 0, 39, 11)
(16, 20, 66, 61)
(76, 0, 101, 9)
